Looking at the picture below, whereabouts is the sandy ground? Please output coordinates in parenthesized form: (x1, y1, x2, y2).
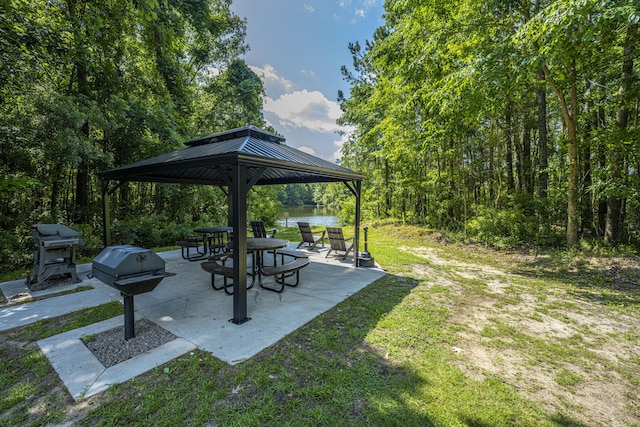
(401, 244, 640, 427)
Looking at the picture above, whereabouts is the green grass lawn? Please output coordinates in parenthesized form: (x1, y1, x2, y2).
(1, 224, 639, 426)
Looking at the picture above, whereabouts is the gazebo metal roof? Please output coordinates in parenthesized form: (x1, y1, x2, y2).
(98, 126, 364, 185)
(98, 126, 364, 325)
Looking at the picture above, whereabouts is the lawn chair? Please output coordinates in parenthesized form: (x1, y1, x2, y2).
(296, 222, 325, 250)
(325, 227, 354, 260)
(250, 221, 277, 238)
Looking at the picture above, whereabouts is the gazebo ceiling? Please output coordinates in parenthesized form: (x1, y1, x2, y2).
(98, 126, 364, 186)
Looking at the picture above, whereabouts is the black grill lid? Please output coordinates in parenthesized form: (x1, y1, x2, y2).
(92, 245, 165, 279)
(33, 224, 82, 239)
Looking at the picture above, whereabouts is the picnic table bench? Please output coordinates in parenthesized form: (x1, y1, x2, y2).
(177, 236, 207, 261)
(200, 254, 238, 295)
(260, 257, 310, 291)
(201, 245, 310, 294)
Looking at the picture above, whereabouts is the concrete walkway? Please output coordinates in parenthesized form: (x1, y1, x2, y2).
(0, 245, 385, 401)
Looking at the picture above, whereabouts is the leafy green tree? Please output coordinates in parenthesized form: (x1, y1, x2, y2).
(0, 0, 253, 271)
(192, 58, 265, 134)
(339, 0, 640, 247)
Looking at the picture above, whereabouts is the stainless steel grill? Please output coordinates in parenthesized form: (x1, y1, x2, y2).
(92, 245, 174, 339)
(29, 224, 84, 290)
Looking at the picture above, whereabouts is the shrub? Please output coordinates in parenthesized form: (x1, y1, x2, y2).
(112, 214, 187, 248)
(466, 206, 540, 248)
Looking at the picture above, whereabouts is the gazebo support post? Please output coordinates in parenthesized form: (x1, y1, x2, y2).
(354, 180, 361, 267)
(343, 180, 362, 267)
(230, 163, 250, 324)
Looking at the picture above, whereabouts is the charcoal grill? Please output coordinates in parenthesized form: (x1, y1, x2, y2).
(28, 224, 85, 290)
(92, 245, 175, 339)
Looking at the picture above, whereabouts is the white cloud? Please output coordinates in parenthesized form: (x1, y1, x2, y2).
(304, 4, 315, 13)
(329, 127, 355, 162)
(248, 63, 354, 160)
(336, 0, 379, 23)
(300, 69, 316, 78)
(248, 64, 292, 92)
(264, 90, 343, 133)
(329, 136, 346, 162)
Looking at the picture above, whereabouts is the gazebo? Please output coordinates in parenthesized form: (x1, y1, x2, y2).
(98, 126, 365, 324)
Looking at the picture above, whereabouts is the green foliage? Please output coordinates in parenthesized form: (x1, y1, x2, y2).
(466, 206, 540, 248)
(192, 59, 265, 133)
(0, 230, 32, 276)
(277, 183, 316, 206)
(0, 0, 256, 274)
(112, 214, 194, 248)
(338, 0, 640, 249)
(248, 186, 282, 227)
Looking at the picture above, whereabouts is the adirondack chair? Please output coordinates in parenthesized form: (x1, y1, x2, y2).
(325, 227, 354, 259)
(296, 222, 325, 250)
(250, 221, 277, 238)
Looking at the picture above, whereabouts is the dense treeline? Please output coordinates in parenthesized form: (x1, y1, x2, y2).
(338, 0, 640, 247)
(0, 0, 270, 271)
(3, 0, 639, 275)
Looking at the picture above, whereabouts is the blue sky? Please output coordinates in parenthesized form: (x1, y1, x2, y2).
(230, 0, 385, 162)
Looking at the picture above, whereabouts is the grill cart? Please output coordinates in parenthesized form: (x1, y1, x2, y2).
(28, 224, 84, 290)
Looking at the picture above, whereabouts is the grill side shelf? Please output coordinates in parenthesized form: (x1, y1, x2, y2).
(113, 272, 176, 286)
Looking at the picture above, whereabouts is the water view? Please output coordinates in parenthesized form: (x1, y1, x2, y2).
(276, 205, 340, 228)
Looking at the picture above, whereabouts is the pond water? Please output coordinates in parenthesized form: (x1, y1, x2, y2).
(276, 205, 340, 228)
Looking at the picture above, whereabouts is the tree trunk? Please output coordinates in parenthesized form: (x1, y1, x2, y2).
(582, 82, 599, 235)
(514, 122, 523, 192)
(67, 0, 91, 224)
(384, 158, 391, 217)
(50, 175, 61, 222)
(74, 67, 90, 223)
(566, 59, 580, 246)
(544, 60, 579, 246)
(596, 106, 607, 235)
(605, 23, 637, 245)
(581, 130, 592, 235)
(505, 101, 515, 191)
(536, 68, 548, 199)
(522, 118, 533, 196)
(489, 145, 495, 199)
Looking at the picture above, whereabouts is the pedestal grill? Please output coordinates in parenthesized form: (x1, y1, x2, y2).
(357, 226, 375, 267)
(29, 224, 85, 290)
(92, 245, 175, 339)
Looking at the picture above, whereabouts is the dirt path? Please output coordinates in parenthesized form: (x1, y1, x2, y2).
(400, 244, 640, 426)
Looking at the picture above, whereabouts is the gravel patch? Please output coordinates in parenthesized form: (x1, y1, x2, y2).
(83, 319, 178, 368)
(27, 274, 74, 292)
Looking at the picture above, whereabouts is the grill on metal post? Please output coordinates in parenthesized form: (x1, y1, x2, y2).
(92, 245, 175, 340)
(28, 224, 85, 290)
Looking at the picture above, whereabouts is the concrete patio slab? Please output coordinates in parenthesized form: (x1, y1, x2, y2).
(1, 245, 386, 400)
(0, 288, 116, 331)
